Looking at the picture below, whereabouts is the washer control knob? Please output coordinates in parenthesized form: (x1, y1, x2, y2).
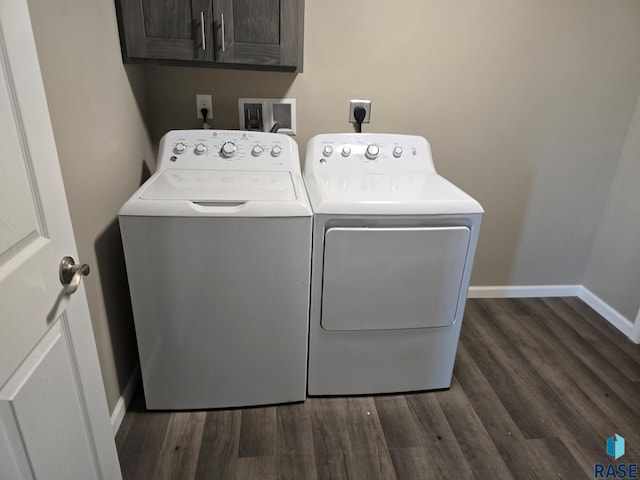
(393, 146, 403, 158)
(195, 143, 207, 155)
(365, 144, 380, 160)
(271, 145, 283, 157)
(323, 146, 334, 157)
(342, 146, 351, 157)
(221, 142, 237, 158)
(251, 145, 264, 157)
(174, 142, 187, 154)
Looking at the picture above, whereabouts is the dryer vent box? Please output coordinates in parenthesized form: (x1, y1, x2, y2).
(238, 98, 296, 135)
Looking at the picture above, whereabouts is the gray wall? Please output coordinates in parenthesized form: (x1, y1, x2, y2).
(583, 97, 640, 321)
(145, 0, 640, 288)
(27, 0, 154, 413)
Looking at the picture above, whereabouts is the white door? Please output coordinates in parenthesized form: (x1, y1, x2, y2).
(0, 0, 122, 479)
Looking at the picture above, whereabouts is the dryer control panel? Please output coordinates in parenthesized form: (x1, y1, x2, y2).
(305, 133, 437, 175)
(156, 130, 301, 173)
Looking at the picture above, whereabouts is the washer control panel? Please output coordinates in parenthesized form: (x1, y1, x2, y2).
(305, 133, 436, 175)
(158, 130, 299, 172)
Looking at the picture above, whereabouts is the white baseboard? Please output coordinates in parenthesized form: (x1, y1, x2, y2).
(468, 284, 581, 298)
(631, 310, 640, 344)
(110, 363, 141, 436)
(577, 286, 636, 342)
(467, 284, 638, 344)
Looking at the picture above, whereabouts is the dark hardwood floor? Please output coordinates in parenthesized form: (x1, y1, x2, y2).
(115, 298, 640, 479)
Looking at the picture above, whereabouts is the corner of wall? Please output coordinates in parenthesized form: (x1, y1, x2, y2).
(581, 92, 640, 325)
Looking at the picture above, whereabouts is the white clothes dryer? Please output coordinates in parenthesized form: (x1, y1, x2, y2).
(303, 133, 483, 395)
(119, 130, 312, 410)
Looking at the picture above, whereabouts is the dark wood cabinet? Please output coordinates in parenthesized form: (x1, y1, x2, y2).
(213, 0, 301, 68)
(115, 0, 304, 71)
(116, 0, 213, 61)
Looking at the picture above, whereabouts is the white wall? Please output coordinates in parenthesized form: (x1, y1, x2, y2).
(27, 0, 154, 413)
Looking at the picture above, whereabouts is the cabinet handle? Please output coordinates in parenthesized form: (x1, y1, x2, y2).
(200, 11, 206, 51)
(221, 13, 225, 52)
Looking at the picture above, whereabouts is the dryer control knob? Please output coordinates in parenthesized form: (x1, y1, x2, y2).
(323, 146, 333, 157)
(174, 142, 187, 154)
(393, 146, 403, 158)
(251, 145, 264, 157)
(342, 146, 351, 157)
(221, 142, 237, 158)
(195, 143, 207, 155)
(365, 144, 380, 160)
(271, 145, 283, 157)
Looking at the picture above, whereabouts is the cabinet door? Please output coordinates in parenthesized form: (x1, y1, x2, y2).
(214, 0, 302, 69)
(118, 0, 214, 61)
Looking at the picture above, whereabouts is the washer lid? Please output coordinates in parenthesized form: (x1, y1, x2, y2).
(304, 172, 483, 215)
(140, 169, 296, 202)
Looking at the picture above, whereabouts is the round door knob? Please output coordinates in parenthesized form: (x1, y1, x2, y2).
(195, 143, 207, 155)
(221, 142, 237, 158)
(365, 144, 380, 159)
(342, 146, 351, 157)
(271, 145, 283, 157)
(393, 146, 403, 158)
(323, 146, 333, 157)
(251, 145, 264, 156)
(174, 143, 186, 154)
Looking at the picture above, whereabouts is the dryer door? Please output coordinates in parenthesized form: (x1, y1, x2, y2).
(321, 226, 471, 331)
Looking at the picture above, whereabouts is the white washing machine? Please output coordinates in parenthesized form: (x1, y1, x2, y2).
(119, 130, 312, 410)
(303, 133, 483, 395)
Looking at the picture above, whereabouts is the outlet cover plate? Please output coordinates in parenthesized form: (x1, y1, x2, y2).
(196, 94, 212, 119)
(349, 99, 371, 123)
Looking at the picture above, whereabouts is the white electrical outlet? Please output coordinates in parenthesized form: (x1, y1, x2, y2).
(349, 99, 371, 123)
(196, 94, 212, 119)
